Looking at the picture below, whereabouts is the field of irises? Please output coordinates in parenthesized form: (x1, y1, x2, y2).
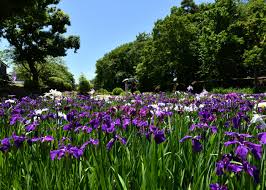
(1, 89, 266, 190)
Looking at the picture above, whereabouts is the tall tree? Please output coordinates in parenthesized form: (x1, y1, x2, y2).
(137, 7, 200, 91)
(0, 0, 37, 21)
(94, 0, 266, 92)
(94, 34, 149, 90)
(197, 0, 245, 81)
(181, 0, 198, 14)
(241, 0, 266, 89)
(1, 0, 80, 87)
(14, 56, 75, 88)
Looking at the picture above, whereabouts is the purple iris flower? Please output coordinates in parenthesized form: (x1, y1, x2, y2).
(243, 161, 260, 183)
(180, 135, 202, 152)
(63, 124, 72, 131)
(235, 145, 249, 160)
(89, 138, 99, 145)
(64, 121, 81, 131)
(190, 123, 217, 134)
(25, 121, 38, 132)
(138, 120, 149, 127)
(209, 183, 228, 190)
(215, 153, 259, 182)
(27, 137, 41, 145)
(232, 116, 241, 129)
(106, 138, 116, 150)
(74, 126, 93, 134)
(122, 118, 130, 129)
(79, 111, 90, 118)
(0, 138, 11, 152)
(224, 132, 262, 160)
(107, 124, 116, 133)
(69, 147, 84, 158)
(116, 135, 127, 145)
(12, 134, 26, 147)
(139, 107, 149, 117)
(106, 135, 127, 150)
(50, 149, 65, 160)
(66, 110, 78, 122)
(155, 110, 164, 119)
(50, 139, 98, 160)
(89, 118, 100, 129)
(102, 122, 115, 134)
(153, 130, 166, 144)
(41, 136, 54, 142)
(84, 126, 93, 133)
(0, 108, 4, 117)
(103, 114, 112, 123)
(215, 154, 243, 175)
(258, 132, 266, 144)
(114, 118, 121, 126)
(10, 114, 23, 125)
(199, 110, 215, 123)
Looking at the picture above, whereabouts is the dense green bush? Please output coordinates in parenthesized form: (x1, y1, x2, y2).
(133, 90, 141, 95)
(112, 87, 124, 95)
(120, 91, 129, 96)
(78, 74, 91, 94)
(46, 77, 72, 91)
(211, 87, 254, 94)
(95, 88, 110, 95)
(63, 82, 73, 91)
(24, 79, 39, 90)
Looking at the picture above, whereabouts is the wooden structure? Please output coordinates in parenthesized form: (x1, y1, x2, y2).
(0, 60, 9, 87)
(0, 60, 7, 77)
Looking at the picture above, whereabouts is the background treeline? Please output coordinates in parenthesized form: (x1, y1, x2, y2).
(94, 0, 266, 92)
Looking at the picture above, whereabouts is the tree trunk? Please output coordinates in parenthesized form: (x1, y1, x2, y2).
(254, 67, 258, 92)
(28, 62, 39, 89)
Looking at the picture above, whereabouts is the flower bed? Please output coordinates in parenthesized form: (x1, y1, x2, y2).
(0, 90, 266, 189)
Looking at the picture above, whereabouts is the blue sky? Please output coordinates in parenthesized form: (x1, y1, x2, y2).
(2, 0, 211, 82)
(58, 0, 212, 82)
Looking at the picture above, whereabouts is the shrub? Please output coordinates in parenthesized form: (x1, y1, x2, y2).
(78, 74, 91, 94)
(211, 87, 254, 94)
(112, 87, 124, 95)
(96, 88, 110, 95)
(46, 77, 72, 91)
(120, 91, 128, 96)
(24, 79, 39, 90)
(133, 90, 141, 95)
(63, 82, 73, 91)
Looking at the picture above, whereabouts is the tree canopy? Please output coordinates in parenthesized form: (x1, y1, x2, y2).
(0, 0, 37, 21)
(1, 0, 80, 88)
(14, 56, 75, 89)
(94, 0, 266, 92)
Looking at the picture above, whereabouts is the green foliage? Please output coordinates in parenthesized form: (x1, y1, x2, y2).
(94, 0, 266, 92)
(112, 87, 124, 95)
(1, 94, 265, 189)
(46, 77, 72, 91)
(1, 0, 80, 87)
(24, 79, 37, 90)
(95, 88, 110, 95)
(211, 87, 254, 94)
(14, 57, 75, 89)
(94, 33, 150, 91)
(133, 90, 141, 95)
(78, 74, 91, 94)
(120, 91, 131, 96)
(0, 0, 38, 21)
